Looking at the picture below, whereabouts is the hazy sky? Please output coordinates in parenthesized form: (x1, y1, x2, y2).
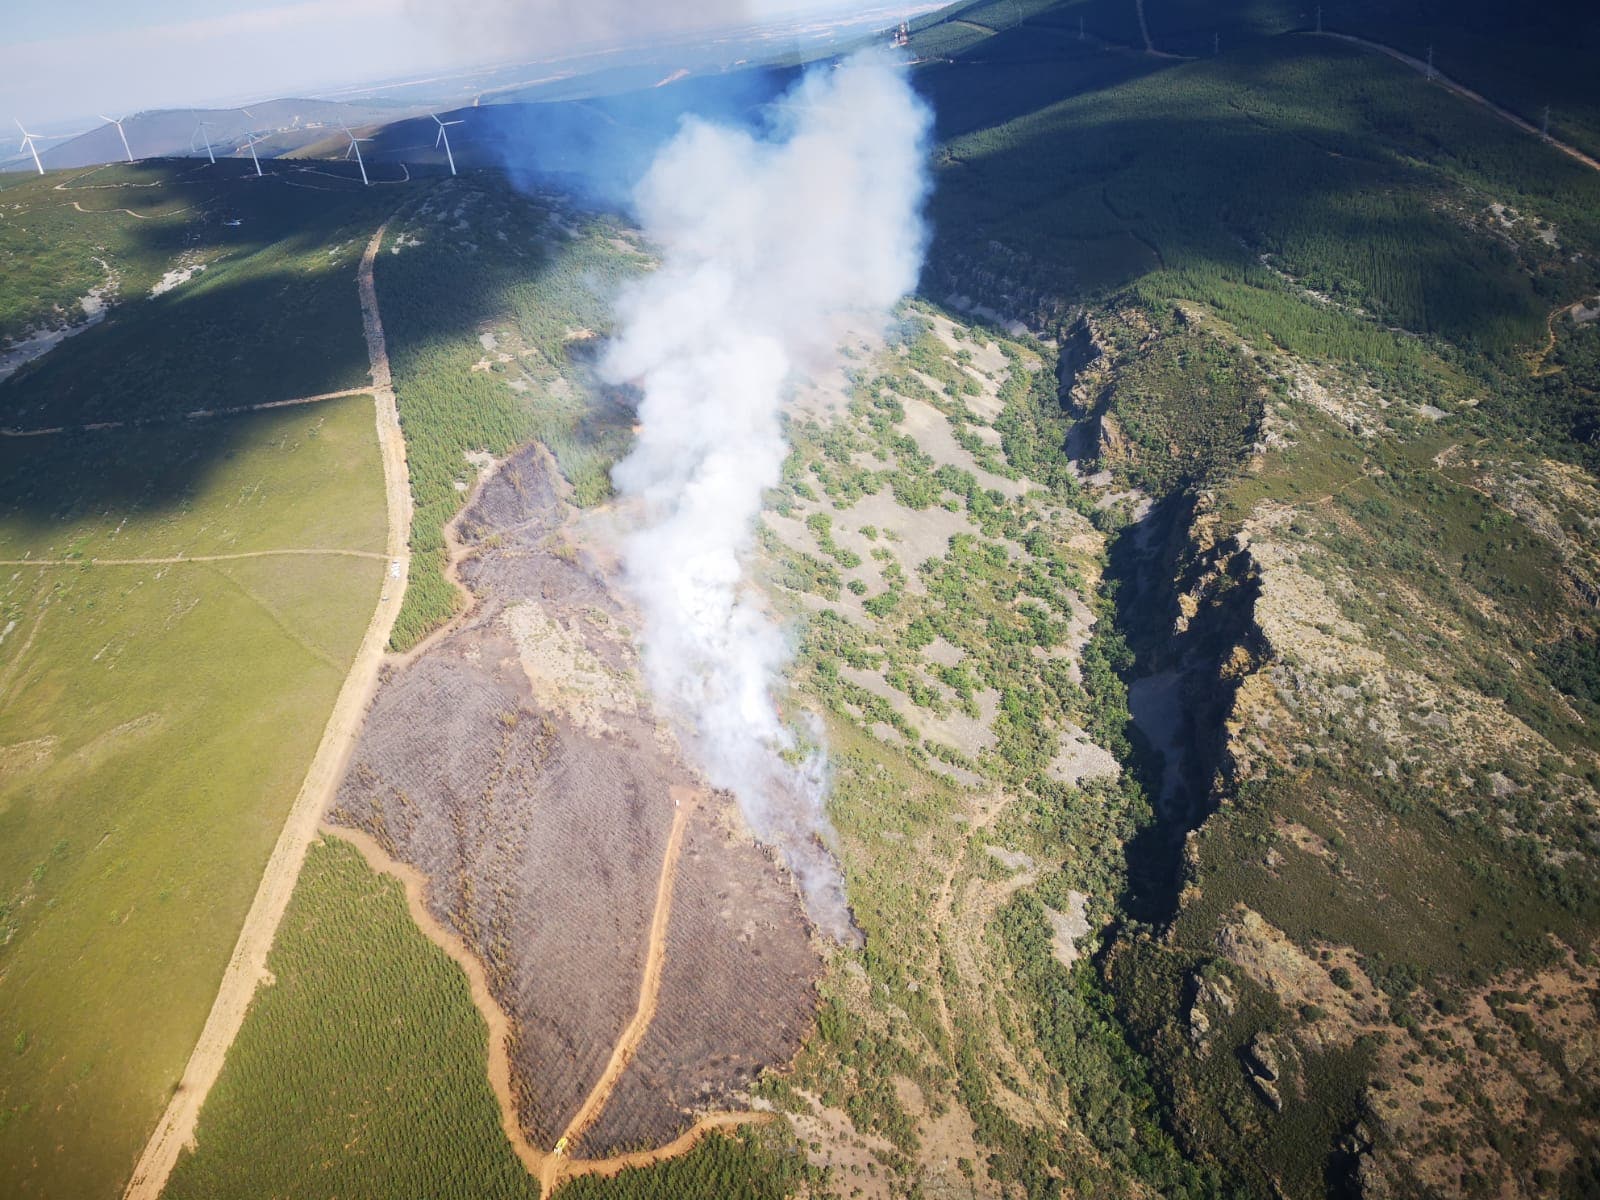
(2, 0, 876, 130)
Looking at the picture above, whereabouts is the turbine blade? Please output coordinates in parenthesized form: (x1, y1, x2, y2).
(435, 127, 444, 147)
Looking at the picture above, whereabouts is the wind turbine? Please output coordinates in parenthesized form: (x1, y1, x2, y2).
(191, 119, 216, 164)
(14, 119, 43, 175)
(340, 125, 371, 186)
(240, 130, 267, 177)
(100, 113, 134, 163)
(430, 112, 463, 176)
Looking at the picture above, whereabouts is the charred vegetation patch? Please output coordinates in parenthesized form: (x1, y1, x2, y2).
(332, 443, 822, 1156)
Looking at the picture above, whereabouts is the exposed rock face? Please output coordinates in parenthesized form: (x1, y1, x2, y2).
(1110, 422, 1600, 1196)
(1250, 1074, 1283, 1113)
(1096, 411, 1131, 468)
(1056, 311, 1106, 418)
(1044, 891, 1092, 969)
(1246, 1032, 1281, 1083)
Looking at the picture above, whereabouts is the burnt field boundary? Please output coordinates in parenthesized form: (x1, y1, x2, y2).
(327, 806, 774, 1198)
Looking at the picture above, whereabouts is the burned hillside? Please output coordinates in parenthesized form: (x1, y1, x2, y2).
(331, 444, 820, 1154)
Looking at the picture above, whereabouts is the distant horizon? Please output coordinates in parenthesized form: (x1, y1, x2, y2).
(3, 0, 932, 133)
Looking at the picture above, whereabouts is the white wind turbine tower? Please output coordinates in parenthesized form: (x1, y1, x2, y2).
(430, 112, 463, 175)
(191, 119, 216, 164)
(100, 113, 134, 163)
(340, 124, 372, 186)
(14, 119, 44, 175)
(240, 130, 267, 177)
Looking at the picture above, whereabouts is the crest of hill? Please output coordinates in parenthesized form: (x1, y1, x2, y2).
(15, 100, 416, 173)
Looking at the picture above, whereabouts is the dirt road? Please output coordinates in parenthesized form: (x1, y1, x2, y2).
(329, 813, 765, 1196)
(552, 787, 699, 1154)
(120, 220, 412, 1200)
(0, 549, 384, 567)
(1315, 32, 1600, 174)
(54, 165, 206, 192)
(67, 200, 158, 219)
(1, 386, 371, 438)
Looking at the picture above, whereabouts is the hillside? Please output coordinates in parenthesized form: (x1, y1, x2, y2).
(908, 3, 1600, 1195)
(142, 16, 1600, 1197)
(3, 2, 1599, 1198)
(0, 161, 395, 1199)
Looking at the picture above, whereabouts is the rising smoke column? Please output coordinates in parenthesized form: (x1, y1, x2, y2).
(604, 49, 930, 940)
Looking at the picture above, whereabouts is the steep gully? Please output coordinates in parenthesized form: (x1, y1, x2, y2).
(1055, 316, 1262, 925)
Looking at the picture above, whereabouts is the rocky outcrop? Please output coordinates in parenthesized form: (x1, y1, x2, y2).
(1056, 311, 1107, 418)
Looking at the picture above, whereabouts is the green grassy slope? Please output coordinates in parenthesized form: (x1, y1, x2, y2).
(0, 162, 390, 1199)
(1148, 0, 1600, 158)
(0, 401, 384, 1200)
(0, 162, 206, 341)
(0, 161, 391, 427)
(926, 36, 1600, 358)
(164, 837, 539, 1200)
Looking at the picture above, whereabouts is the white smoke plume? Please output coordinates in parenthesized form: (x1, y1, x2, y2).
(604, 49, 930, 941)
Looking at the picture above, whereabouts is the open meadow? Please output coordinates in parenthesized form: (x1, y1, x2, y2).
(0, 161, 390, 1198)
(0, 399, 385, 1199)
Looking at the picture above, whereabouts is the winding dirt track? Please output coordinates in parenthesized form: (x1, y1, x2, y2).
(1, 386, 371, 438)
(53, 165, 211, 192)
(67, 200, 159, 219)
(552, 787, 699, 1157)
(1314, 32, 1600, 174)
(120, 219, 412, 1200)
(0, 549, 384, 567)
(329, 792, 765, 1199)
